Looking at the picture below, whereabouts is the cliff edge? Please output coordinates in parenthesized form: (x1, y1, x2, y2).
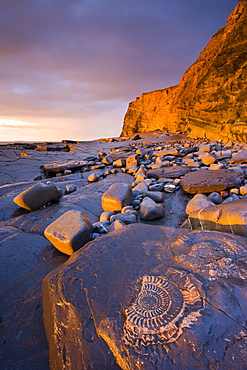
(121, 0, 247, 142)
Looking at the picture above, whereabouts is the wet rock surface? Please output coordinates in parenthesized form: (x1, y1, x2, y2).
(230, 149, 247, 164)
(1, 134, 247, 369)
(43, 224, 247, 370)
(13, 182, 61, 211)
(101, 183, 133, 212)
(180, 170, 245, 194)
(0, 232, 68, 370)
(44, 210, 93, 255)
(187, 198, 247, 236)
(147, 166, 190, 179)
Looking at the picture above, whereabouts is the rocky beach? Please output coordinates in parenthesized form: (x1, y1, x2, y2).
(0, 133, 247, 369)
(1, 1, 247, 369)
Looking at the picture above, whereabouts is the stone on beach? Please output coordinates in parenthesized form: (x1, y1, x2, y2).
(198, 144, 211, 152)
(208, 192, 223, 204)
(88, 172, 101, 182)
(132, 182, 149, 196)
(230, 149, 247, 164)
(180, 169, 244, 194)
(13, 182, 61, 211)
(113, 158, 126, 167)
(187, 199, 247, 236)
(92, 221, 110, 234)
(240, 184, 247, 196)
(164, 183, 176, 193)
(149, 183, 164, 191)
(101, 155, 113, 165)
(65, 184, 76, 194)
(142, 190, 164, 202)
(40, 160, 87, 177)
(135, 173, 146, 182)
(153, 149, 179, 157)
(99, 211, 115, 221)
(140, 197, 165, 220)
(110, 212, 137, 224)
(201, 153, 216, 166)
(208, 163, 224, 170)
(101, 183, 133, 212)
(121, 205, 137, 215)
(147, 166, 190, 179)
(185, 194, 215, 215)
(44, 210, 92, 255)
(126, 154, 140, 169)
(107, 220, 126, 232)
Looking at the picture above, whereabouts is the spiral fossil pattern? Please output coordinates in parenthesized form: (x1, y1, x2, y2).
(123, 272, 203, 350)
(126, 276, 184, 332)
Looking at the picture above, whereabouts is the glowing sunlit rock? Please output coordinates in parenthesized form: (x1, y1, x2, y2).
(14, 182, 61, 211)
(121, 2, 247, 143)
(101, 183, 133, 212)
(44, 210, 92, 255)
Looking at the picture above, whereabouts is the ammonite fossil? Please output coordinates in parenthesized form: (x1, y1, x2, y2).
(123, 271, 204, 350)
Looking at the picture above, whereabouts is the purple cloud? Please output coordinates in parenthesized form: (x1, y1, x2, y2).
(0, 0, 238, 141)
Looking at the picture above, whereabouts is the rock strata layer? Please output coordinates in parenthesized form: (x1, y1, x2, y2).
(121, 1, 247, 143)
(188, 198, 247, 236)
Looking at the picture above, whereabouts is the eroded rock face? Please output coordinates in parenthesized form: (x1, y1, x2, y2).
(43, 224, 247, 370)
(187, 198, 247, 236)
(121, 1, 247, 143)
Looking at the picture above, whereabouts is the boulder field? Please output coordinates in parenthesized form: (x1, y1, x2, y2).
(121, 0, 247, 143)
(1, 134, 247, 369)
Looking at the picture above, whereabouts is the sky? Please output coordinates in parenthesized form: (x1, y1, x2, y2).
(0, 0, 238, 142)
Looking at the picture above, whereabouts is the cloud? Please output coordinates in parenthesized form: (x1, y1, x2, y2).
(0, 0, 238, 141)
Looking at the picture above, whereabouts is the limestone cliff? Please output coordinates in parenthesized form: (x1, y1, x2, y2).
(121, 0, 247, 142)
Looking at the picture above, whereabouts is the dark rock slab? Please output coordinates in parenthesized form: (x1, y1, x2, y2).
(180, 169, 245, 194)
(0, 226, 68, 370)
(0, 226, 52, 290)
(0, 143, 37, 150)
(43, 224, 247, 370)
(180, 145, 198, 156)
(187, 198, 247, 236)
(37, 144, 70, 152)
(62, 139, 80, 144)
(147, 166, 190, 179)
(40, 160, 88, 177)
(108, 151, 134, 161)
